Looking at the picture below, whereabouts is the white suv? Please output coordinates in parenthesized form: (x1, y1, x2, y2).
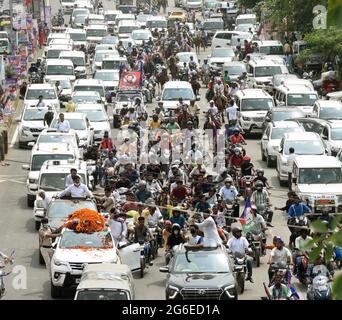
(24, 83, 59, 111)
(17, 105, 57, 148)
(50, 228, 119, 298)
(235, 89, 274, 135)
(261, 121, 304, 167)
(276, 131, 326, 186)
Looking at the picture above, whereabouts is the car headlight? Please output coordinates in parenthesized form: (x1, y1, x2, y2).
(168, 285, 179, 299)
(53, 259, 68, 267)
(29, 179, 37, 184)
(331, 146, 340, 153)
(22, 126, 31, 132)
(242, 116, 251, 121)
(224, 285, 236, 298)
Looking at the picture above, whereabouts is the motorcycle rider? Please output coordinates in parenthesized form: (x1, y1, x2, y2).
(267, 237, 293, 284)
(229, 147, 244, 168)
(134, 216, 154, 266)
(228, 226, 254, 282)
(145, 172, 162, 194)
(98, 131, 115, 154)
(253, 169, 271, 188)
(166, 223, 185, 251)
(268, 274, 293, 300)
(201, 59, 210, 79)
(287, 196, 311, 225)
(229, 129, 246, 145)
(218, 177, 238, 205)
(240, 156, 254, 176)
(135, 181, 153, 204)
(293, 228, 313, 276)
(251, 181, 273, 226)
(307, 255, 333, 283)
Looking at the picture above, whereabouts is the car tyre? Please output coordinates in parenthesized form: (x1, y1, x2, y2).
(236, 272, 245, 294)
(35, 221, 41, 231)
(261, 146, 266, 161)
(266, 154, 274, 168)
(27, 197, 34, 207)
(50, 281, 62, 299)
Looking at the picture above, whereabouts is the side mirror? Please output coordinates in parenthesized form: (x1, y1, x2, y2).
(156, 96, 160, 101)
(322, 135, 328, 140)
(22, 164, 30, 170)
(159, 266, 169, 273)
(265, 118, 271, 122)
(90, 127, 94, 131)
(262, 135, 268, 140)
(15, 117, 21, 123)
(27, 142, 35, 147)
(247, 73, 253, 77)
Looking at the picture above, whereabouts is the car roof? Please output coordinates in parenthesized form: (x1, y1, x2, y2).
(223, 61, 246, 66)
(236, 13, 256, 18)
(271, 120, 302, 128)
(204, 18, 223, 22)
(256, 40, 282, 46)
(163, 81, 192, 88)
(76, 104, 104, 110)
(283, 131, 321, 140)
(271, 107, 303, 113)
(40, 159, 87, 173)
(327, 120, 342, 128)
(40, 128, 76, 135)
(277, 84, 316, 93)
(86, 25, 107, 29)
(316, 100, 342, 108)
(74, 79, 104, 85)
(73, 91, 100, 96)
(236, 88, 272, 98)
(294, 155, 340, 168)
(27, 83, 54, 89)
(174, 243, 227, 254)
(60, 112, 87, 119)
(46, 59, 74, 65)
(66, 28, 86, 33)
(59, 51, 85, 57)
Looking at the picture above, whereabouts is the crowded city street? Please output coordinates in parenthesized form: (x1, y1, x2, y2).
(0, 0, 341, 301)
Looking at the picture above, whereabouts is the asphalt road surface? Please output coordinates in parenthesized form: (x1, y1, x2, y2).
(0, 0, 309, 300)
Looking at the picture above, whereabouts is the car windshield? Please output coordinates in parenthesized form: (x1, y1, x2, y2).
(204, 21, 223, 29)
(240, 98, 273, 111)
(95, 71, 119, 81)
(62, 0, 74, 2)
(47, 65, 74, 75)
(137, 15, 149, 22)
(331, 128, 342, 140)
(299, 168, 342, 184)
(26, 89, 57, 100)
(162, 88, 195, 100)
(38, 134, 77, 146)
(49, 80, 71, 89)
(77, 290, 129, 300)
(284, 140, 324, 155)
(68, 118, 87, 130)
(73, 94, 100, 103)
(287, 93, 317, 106)
(225, 65, 245, 75)
(47, 49, 68, 59)
(132, 32, 150, 40)
(31, 154, 73, 171)
(119, 26, 139, 33)
(271, 127, 302, 139)
(147, 20, 167, 28)
(102, 60, 122, 69)
(59, 231, 113, 249)
(255, 66, 282, 77)
(177, 54, 196, 63)
(0, 39, 8, 46)
(48, 200, 96, 218)
(74, 85, 104, 97)
(61, 56, 85, 66)
(40, 173, 86, 191)
(116, 93, 141, 102)
(259, 45, 283, 55)
(69, 33, 86, 41)
(273, 110, 304, 121)
(95, 51, 114, 62)
(23, 108, 48, 121)
(79, 109, 107, 122)
(87, 29, 107, 37)
(105, 14, 117, 21)
(74, 15, 87, 23)
(212, 48, 234, 57)
(237, 18, 256, 25)
(173, 252, 230, 274)
(319, 107, 342, 120)
(236, 24, 253, 32)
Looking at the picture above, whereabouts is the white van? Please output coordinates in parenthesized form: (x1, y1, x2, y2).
(73, 79, 106, 104)
(146, 16, 167, 31)
(46, 44, 73, 59)
(115, 13, 135, 26)
(47, 33, 71, 46)
(235, 13, 257, 26)
(211, 31, 250, 48)
(275, 84, 318, 115)
(235, 89, 274, 134)
(253, 40, 284, 56)
(91, 49, 117, 74)
(45, 59, 75, 82)
(86, 25, 108, 47)
(66, 28, 87, 49)
(59, 51, 86, 79)
(117, 20, 141, 39)
(101, 54, 127, 70)
(160, 81, 198, 110)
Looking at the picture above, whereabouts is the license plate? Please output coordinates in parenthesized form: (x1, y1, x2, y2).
(75, 278, 81, 284)
(315, 199, 335, 205)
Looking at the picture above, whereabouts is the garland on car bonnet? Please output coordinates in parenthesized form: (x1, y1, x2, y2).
(64, 208, 106, 233)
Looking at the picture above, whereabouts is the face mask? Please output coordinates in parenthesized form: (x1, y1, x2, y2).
(174, 230, 179, 235)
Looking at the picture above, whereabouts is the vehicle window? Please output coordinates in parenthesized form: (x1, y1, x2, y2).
(23, 108, 48, 121)
(236, 18, 256, 25)
(47, 49, 66, 59)
(74, 85, 105, 97)
(86, 29, 107, 37)
(240, 98, 273, 111)
(69, 33, 87, 41)
(223, 33, 232, 40)
(102, 60, 122, 69)
(255, 66, 282, 77)
(319, 107, 342, 120)
(215, 33, 225, 39)
(162, 88, 195, 101)
(287, 93, 317, 106)
(76, 290, 129, 300)
(273, 110, 304, 121)
(26, 89, 57, 100)
(47, 65, 74, 75)
(284, 140, 324, 155)
(299, 168, 342, 184)
(146, 20, 167, 28)
(72, 94, 100, 103)
(259, 45, 283, 55)
(116, 93, 141, 102)
(300, 121, 324, 134)
(59, 231, 113, 249)
(40, 173, 86, 191)
(95, 72, 119, 81)
(118, 26, 139, 34)
(48, 200, 96, 218)
(225, 65, 245, 75)
(31, 154, 74, 171)
(331, 128, 342, 140)
(173, 253, 230, 273)
(78, 109, 107, 122)
(271, 127, 302, 139)
(61, 56, 85, 67)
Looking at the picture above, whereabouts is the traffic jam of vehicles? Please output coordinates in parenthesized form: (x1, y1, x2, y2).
(1, 0, 342, 301)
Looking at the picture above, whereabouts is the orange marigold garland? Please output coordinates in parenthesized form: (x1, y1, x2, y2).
(64, 208, 106, 233)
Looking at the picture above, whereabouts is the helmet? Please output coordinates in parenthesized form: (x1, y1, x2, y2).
(139, 180, 147, 188)
(172, 223, 181, 232)
(233, 128, 240, 134)
(165, 220, 172, 227)
(255, 180, 264, 190)
(234, 147, 242, 154)
(225, 177, 233, 184)
(232, 226, 242, 235)
(41, 217, 49, 225)
(256, 168, 264, 175)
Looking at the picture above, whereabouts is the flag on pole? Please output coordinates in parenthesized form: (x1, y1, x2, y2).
(286, 270, 300, 300)
(240, 197, 250, 226)
(119, 71, 142, 90)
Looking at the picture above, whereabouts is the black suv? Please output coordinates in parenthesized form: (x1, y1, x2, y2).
(160, 245, 238, 300)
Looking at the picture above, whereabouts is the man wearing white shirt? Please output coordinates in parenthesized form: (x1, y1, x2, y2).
(227, 227, 254, 282)
(59, 175, 92, 198)
(287, 147, 296, 191)
(37, 190, 52, 211)
(108, 211, 128, 245)
(147, 206, 163, 226)
(194, 212, 222, 247)
(56, 113, 71, 133)
(226, 99, 238, 124)
(65, 168, 81, 187)
(186, 144, 203, 164)
(207, 100, 218, 115)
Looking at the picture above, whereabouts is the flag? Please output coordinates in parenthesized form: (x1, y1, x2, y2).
(286, 270, 300, 300)
(119, 71, 142, 90)
(240, 197, 250, 226)
(263, 282, 272, 300)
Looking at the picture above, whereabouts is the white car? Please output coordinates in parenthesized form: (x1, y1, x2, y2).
(72, 91, 103, 105)
(50, 228, 119, 298)
(136, 14, 151, 27)
(94, 69, 120, 93)
(45, 78, 73, 108)
(276, 131, 326, 186)
(17, 105, 57, 148)
(211, 31, 250, 48)
(91, 49, 117, 74)
(320, 120, 342, 156)
(312, 100, 342, 120)
(131, 29, 152, 46)
(261, 121, 305, 167)
(184, 0, 203, 10)
(176, 52, 199, 69)
(51, 112, 94, 148)
(75, 104, 111, 143)
(24, 83, 59, 111)
(208, 47, 235, 70)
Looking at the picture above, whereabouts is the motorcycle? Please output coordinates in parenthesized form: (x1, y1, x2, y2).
(232, 252, 247, 294)
(239, 175, 254, 200)
(29, 71, 41, 84)
(293, 249, 309, 285)
(269, 262, 290, 286)
(307, 274, 332, 300)
(246, 232, 263, 267)
(256, 203, 273, 225)
(288, 215, 309, 249)
(0, 251, 14, 299)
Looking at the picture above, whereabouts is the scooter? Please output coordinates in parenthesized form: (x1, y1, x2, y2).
(232, 252, 247, 294)
(307, 274, 332, 300)
(246, 232, 263, 267)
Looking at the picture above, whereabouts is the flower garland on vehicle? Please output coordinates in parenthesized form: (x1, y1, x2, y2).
(64, 208, 106, 233)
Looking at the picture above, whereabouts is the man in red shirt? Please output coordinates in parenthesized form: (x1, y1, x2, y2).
(171, 180, 189, 203)
(229, 129, 246, 145)
(230, 148, 244, 168)
(98, 131, 115, 153)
